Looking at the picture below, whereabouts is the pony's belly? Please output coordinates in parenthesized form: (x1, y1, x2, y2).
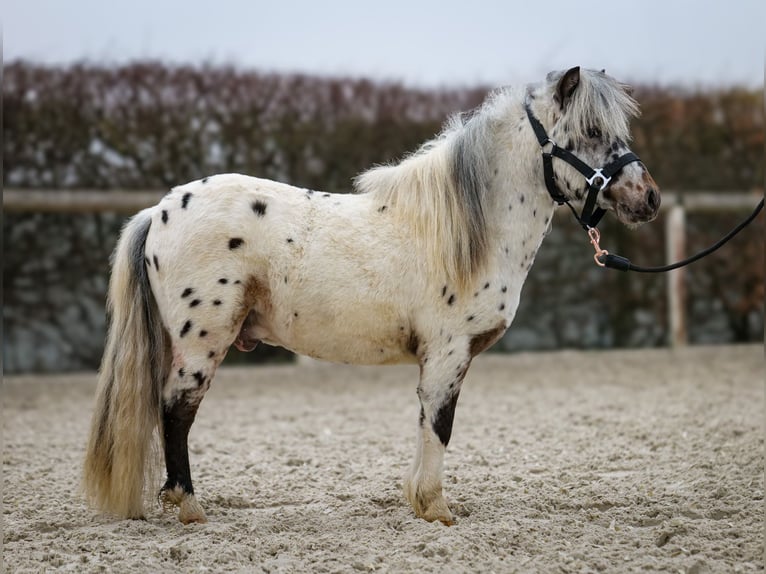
(251, 321, 416, 366)
(292, 338, 416, 366)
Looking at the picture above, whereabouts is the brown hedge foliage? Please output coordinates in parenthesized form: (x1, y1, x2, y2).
(4, 62, 762, 191)
(631, 86, 764, 191)
(3, 62, 486, 190)
(2, 62, 763, 372)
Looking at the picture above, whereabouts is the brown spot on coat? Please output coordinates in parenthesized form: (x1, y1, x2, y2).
(469, 322, 507, 357)
(230, 275, 273, 333)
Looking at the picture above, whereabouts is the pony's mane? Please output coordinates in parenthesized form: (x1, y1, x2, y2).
(354, 92, 503, 291)
(353, 69, 638, 290)
(548, 68, 639, 143)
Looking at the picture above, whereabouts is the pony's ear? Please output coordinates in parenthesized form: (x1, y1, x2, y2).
(555, 66, 580, 109)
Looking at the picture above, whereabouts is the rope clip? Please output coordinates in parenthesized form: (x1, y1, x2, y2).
(587, 227, 609, 267)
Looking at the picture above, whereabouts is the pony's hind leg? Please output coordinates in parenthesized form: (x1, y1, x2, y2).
(159, 376, 207, 524)
(155, 298, 247, 523)
(159, 352, 219, 524)
(403, 343, 471, 525)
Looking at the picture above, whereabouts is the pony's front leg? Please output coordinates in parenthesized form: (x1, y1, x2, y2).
(404, 345, 470, 525)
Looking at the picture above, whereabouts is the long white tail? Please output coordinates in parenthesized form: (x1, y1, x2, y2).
(83, 210, 170, 518)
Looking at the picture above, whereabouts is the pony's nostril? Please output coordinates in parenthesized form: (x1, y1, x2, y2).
(647, 188, 660, 211)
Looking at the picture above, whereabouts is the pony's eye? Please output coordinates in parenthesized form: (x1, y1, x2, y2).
(587, 127, 602, 139)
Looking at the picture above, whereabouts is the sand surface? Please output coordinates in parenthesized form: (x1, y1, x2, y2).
(3, 345, 764, 573)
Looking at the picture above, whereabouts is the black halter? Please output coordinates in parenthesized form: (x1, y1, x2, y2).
(524, 101, 641, 229)
(525, 99, 764, 273)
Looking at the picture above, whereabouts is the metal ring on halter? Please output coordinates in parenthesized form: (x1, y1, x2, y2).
(541, 138, 557, 153)
(585, 168, 611, 191)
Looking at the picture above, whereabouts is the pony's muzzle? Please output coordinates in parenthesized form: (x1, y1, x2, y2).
(609, 172, 661, 225)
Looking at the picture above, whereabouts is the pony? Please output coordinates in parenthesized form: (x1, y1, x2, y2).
(83, 67, 660, 525)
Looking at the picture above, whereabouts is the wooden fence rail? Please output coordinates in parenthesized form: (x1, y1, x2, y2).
(4, 188, 763, 348)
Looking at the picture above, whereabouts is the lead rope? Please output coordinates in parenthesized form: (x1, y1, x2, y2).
(588, 198, 764, 273)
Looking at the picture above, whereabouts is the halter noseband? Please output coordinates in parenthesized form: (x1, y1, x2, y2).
(524, 100, 641, 229)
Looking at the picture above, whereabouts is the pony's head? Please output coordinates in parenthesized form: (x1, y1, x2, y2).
(535, 66, 660, 227)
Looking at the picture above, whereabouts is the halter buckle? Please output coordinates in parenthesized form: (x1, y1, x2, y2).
(586, 169, 611, 191)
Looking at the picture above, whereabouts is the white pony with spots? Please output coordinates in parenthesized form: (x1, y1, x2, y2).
(83, 67, 659, 525)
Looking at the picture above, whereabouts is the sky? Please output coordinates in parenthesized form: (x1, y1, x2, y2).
(3, 0, 765, 89)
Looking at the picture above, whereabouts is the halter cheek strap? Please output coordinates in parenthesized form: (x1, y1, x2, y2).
(524, 101, 641, 229)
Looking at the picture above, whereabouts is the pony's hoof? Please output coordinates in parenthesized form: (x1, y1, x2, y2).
(179, 513, 207, 525)
(160, 486, 208, 524)
(403, 480, 454, 525)
(420, 502, 454, 526)
(178, 495, 207, 525)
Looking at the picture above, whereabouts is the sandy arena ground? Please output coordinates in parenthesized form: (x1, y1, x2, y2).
(3, 345, 764, 573)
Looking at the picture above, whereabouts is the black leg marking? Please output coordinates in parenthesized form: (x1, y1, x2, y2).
(161, 210, 168, 224)
(182, 193, 192, 209)
(199, 330, 208, 338)
(145, 257, 151, 267)
(447, 294, 455, 306)
(286, 238, 294, 243)
(153, 255, 160, 272)
(207, 350, 215, 359)
(252, 201, 267, 216)
(161, 393, 201, 496)
(202, 177, 209, 184)
(178, 368, 185, 378)
(441, 285, 447, 297)
(181, 288, 194, 298)
(180, 321, 192, 338)
(229, 238, 244, 249)
(192, 371, 206, 386)
(212, 299, 222, 306)
(189, 299, 201, 308)
(432, 392, 461, 446)
(218, 278, 228, 284)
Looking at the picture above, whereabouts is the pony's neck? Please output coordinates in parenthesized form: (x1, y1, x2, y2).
(481, 89, 557, 274)
(353, 85, 558, 290)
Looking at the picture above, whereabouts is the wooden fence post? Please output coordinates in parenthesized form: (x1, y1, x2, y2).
(666, 203, 687, 347)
